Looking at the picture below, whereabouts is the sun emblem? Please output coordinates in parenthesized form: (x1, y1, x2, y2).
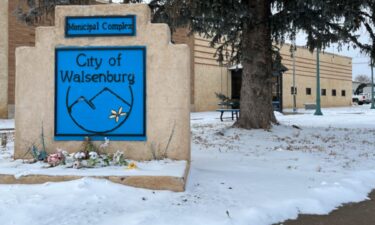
(109, 106, 127, 123)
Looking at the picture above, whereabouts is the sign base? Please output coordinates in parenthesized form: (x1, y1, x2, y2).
(0, 161, 190, 192)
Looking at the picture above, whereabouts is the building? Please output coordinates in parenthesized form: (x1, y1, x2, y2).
(0, 0, 9, 118)
(172, 28, 353, 112)
(0, 1, 353, 118)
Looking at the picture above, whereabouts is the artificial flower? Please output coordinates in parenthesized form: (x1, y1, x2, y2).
(73, 160, 82, 169)
(47, 151, 65, 167)
(127, 162, 137, 170)
(89, 151, 98, 160)
(74, 152, 85, 160)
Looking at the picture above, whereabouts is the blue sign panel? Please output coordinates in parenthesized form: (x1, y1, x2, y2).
(55, 47, 146, 141)
(65, 16, 136, 37)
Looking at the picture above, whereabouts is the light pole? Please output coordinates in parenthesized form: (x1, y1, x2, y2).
(292, 41, 297, 113)
(371, 58, 375, 109)
(314, 47, 323, 116)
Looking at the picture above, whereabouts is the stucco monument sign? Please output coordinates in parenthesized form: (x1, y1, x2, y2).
(9, 4, 190, 191)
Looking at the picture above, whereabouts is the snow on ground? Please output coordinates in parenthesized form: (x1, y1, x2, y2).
(1, 105, 375, 225)
(0, 159, 187, 179)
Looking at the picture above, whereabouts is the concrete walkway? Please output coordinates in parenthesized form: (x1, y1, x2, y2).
(275, 190, 375, 225)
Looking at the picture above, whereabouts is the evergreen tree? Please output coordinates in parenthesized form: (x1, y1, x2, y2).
(150, 0, 375, 129)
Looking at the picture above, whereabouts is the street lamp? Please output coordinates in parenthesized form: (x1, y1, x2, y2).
(292, 42, 297, 113)
(371, 58, 375, 109)
(314, 47, 323, 116)
(292, 40, 297, 113)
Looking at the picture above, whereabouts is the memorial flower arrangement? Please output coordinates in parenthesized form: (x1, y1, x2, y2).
(26, 136, 134, 170)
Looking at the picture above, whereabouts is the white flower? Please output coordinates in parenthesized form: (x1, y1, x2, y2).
(56, 148, 69, 157)
(89, 151, 98, 160)
(73, 160, 81, 169)
(74, 152, 86, 159)
(100, 137, 110, 149)
(113, 150, 123, 162)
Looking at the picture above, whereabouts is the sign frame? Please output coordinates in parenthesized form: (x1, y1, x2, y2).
(54, 46, 147, 141)
(65, 15, 136, 38)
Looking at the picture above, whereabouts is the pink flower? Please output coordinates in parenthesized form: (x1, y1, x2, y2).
(47, 152, 65, 167)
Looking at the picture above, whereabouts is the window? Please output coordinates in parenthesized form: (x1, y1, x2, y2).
(306, 88, 312, 95)
(332, 89, 337, 96)
(321, 89, 326, 96)
(341, 90, 346, 96)
(291, 87, 297, 95)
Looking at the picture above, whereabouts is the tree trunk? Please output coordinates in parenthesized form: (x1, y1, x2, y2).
(234, 0, 277, 130)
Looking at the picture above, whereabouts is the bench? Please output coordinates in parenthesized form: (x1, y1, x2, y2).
(304, 103, 316, 110)
(216, 109, 240, 121)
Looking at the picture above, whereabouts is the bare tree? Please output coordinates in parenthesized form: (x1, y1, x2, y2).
(354, 74, 371, 83)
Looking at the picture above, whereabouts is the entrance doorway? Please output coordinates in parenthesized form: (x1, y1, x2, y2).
(231, 69, 242, 100)
(230, 69, 283, 112)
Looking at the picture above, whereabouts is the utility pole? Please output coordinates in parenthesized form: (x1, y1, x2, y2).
(314, 47, 323, 116)
(371, 59, 375, 109)
(292, 41, 297, 113)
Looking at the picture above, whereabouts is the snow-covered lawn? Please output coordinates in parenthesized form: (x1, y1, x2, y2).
(1, 106, 375, 225)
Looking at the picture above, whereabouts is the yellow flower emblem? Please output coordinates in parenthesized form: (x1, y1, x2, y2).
(109, 106, 127, 123)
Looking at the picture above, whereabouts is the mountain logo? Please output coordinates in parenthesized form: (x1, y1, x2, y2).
(66, 86, 134, 134)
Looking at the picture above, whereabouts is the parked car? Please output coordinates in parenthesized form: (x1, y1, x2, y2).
(352, 83, 372, 105)
(352, 93, 371, 105)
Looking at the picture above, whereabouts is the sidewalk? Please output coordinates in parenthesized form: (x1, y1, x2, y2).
(276, 190, 375, 225)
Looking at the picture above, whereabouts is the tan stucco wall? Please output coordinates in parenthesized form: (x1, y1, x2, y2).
(194, 64, 231, 112)
(172, 28, 196, 110)
(280, 45, 352, 108)
(191, 38, 352, 111)
(282, 75, 352, 108)
(193, 36, 231, 112)
(0, 0, 8, 118)
(189, 35, 352, 112)
(15, 4, 191, 161)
